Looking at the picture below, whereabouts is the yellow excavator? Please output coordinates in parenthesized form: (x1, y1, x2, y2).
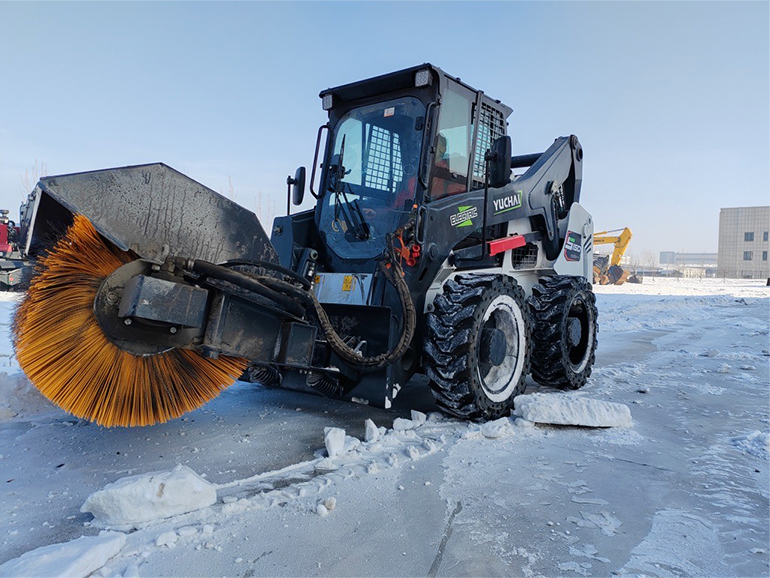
(593, 227, 638, 285)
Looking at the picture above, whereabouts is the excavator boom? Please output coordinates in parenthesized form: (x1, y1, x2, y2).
(593, 227, 633, 285)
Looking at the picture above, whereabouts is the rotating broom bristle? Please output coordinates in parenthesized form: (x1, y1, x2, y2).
(13, 215, 248, 427)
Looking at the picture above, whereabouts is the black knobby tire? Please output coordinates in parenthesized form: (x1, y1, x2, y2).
(424, 274, 531, 420)
(529, 275, 598, 390)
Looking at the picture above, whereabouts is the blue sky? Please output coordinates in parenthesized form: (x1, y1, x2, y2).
(1, 2, 767, 259)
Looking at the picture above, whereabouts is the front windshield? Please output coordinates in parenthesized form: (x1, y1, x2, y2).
(318, 97, 425, 261)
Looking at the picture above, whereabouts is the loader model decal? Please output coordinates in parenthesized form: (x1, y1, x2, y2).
(450, 206, 478, 228)
(564, 231, 582, 261)
(492, 191, 523, 215)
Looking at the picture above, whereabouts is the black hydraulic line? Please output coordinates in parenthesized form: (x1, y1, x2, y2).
(174, 251, 416, 371)
(222, 259, 311, 289)
(173, 258, 306, 318)
(511, 152, 543, 169)
(257, 256, 416, 372)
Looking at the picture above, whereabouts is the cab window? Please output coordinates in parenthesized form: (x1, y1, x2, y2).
(431, 83, 472, 200)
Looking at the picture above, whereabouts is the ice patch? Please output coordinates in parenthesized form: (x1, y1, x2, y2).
(512, 393, 632, 428)
(557, 561, 591, 576)
(0, 531, 126, 578)
(81, 465, 216, 527)
(580, 510, 622, 536)
(620, 509, 726, 577)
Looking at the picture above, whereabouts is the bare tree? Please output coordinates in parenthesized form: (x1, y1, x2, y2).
(20, 160, 48, 198)
(642, 250, 657, 278)
(627, 251, 640, 276)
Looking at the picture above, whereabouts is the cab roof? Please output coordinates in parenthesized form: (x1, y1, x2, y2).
(319, 63, 512, 118)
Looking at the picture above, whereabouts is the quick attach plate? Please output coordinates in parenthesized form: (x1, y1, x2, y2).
(94, 260, 205, 356)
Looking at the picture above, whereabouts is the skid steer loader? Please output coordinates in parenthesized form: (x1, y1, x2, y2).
(16, 64, 598, 426)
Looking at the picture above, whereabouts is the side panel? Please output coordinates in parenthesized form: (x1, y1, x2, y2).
(314, 273, 374, 306)
(553, 202, 593, 281)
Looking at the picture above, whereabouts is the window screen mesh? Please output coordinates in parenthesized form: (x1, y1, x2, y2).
(365, 126, 403, 193)
(472, 103, 506, 187)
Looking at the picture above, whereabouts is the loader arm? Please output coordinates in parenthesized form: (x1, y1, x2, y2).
(421, 135, 584, 264)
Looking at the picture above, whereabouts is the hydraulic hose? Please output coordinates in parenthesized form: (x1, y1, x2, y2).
(172, 258, 306, 318)
(172, 254, 417, 372)
(259, 259, 416, 371)
(222, 259, 311, 289)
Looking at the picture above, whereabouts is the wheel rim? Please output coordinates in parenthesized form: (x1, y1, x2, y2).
(567, 295, 594, 373)
(476, 294, 526, 403)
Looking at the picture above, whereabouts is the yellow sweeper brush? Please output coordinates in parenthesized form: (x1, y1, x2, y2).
(13, 215, 248, 427)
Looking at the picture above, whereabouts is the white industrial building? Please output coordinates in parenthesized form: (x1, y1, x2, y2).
(717, 206, 769, 279)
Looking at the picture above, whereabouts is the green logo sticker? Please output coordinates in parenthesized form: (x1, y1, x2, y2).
(450, 205, 478, 228)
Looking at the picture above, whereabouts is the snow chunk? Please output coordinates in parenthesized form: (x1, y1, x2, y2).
(323, 427, 359, 456)
(731, 430, 769, 458)
(482, 417, 512, 439)
(393, 418, 414, 431)
(512, 393, 632, 428)
(178, 526, 198, 538)
(0, 531, 126, 578)
(324, 427, 345, 457)
(513, 417, 535, 428)
(81, 465, 216, 527)
(155, 531, 178, 548)
(364, 419, 379, 442)
(0, 372, 54, 422)
(410, 410, 427, 426)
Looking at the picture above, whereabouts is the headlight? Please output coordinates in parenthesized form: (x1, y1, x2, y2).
(415, 68, 432, 87)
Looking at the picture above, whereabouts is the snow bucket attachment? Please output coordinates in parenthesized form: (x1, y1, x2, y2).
(22, 163, 278, 265)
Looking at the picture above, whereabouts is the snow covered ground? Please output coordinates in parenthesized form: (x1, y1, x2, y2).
(0, 278, 768, 577)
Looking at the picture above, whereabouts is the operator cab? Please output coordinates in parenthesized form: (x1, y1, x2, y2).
(300, 64, 513, 267)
